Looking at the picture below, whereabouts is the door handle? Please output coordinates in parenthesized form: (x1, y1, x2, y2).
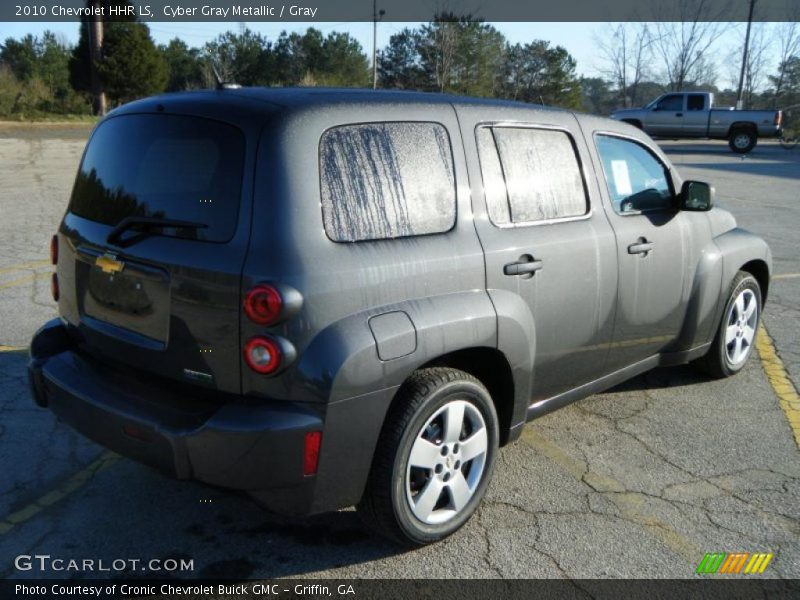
(627, 241, 654, 255)
(676, 112, 683, 117)
(504, 259, 543, 276)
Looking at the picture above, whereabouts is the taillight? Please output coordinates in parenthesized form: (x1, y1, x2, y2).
(775, 111, 782, 126)
(50, 235, 58, 265)
(243, 336, 282, 374)
(51, 273, 59, 302)
(244, 284, 282, 325)
(303, 431, 322, 476)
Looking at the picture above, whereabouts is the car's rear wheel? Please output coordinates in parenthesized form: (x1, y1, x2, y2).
(695, 271, 761, 378)
(358, 367, 498, 546)
(728, 129, 757, 153)
(779, 133, 799, 149)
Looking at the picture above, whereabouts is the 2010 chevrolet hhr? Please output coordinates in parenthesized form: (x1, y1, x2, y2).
(29, 88, 771, 545)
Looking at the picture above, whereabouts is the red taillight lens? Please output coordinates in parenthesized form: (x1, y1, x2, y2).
(244, 284, 282, 325)
(50, 235, 58, 265)
(775, 111, 782, 126)
(122, 423, 152, 442)
(51, 273, 59, 302)
(243, 336, 282, 374)
(303, 431, 322, 476)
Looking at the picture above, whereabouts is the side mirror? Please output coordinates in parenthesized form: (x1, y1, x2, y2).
(680, 180, 714, 211)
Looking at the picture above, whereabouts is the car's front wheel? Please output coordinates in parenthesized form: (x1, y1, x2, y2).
(696, 271, 762, 378)
(358, 368, 498, 546)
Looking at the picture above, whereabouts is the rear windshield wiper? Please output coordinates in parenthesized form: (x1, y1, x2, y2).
(107, 216, 208, 245)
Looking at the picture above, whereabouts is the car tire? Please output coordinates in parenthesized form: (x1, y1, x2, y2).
(695, 271, 762, 378)
(728, 129, 757, 153)
(357, 367, 499, 546)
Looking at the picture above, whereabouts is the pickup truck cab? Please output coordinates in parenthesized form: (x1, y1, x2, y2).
(611, 91, 782, 153)
(29, 88, 771, 546)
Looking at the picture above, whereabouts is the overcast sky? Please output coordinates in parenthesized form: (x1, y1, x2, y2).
(0, 20, 772, 91)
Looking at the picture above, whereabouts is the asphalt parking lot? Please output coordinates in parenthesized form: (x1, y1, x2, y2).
(0, 125, 798, 580)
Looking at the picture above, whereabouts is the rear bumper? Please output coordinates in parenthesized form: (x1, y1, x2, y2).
(28, 319, 394, 515)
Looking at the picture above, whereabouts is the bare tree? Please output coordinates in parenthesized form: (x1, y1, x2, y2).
(772, 17, 800, 106)
(650, 0, 731, 90)
(726, 23, 772, 107)
(432, 20, 458, 93)
(595, 23, 653, 107)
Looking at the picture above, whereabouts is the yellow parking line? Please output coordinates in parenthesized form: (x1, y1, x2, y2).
(757, 324, 800, 448)
(0, 452, 118, 536)
(0, 271, 50, 291)
(772, 273, 800, 280)
(0, 259, 50, 275)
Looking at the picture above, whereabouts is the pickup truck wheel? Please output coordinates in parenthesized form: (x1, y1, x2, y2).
(729, 129, 757, 153)
(695, 271, 761, 378)
(357, 368, 498, 546)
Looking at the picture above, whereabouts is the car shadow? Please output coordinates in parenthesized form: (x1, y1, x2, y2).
(0, 348, 408, 580)
(658, 143, 800, 182)
(87, 466, 417, 580)
(181, 499, 408, 579)
(676, 160, 800, 182)
(603, 364, 712, 393)
(658, 141, 792, 156)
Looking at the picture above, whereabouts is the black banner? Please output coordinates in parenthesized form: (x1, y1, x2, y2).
(2, 0, 800, 23)
(3, 579, 800, 600)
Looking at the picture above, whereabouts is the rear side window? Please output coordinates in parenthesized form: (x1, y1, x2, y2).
(687, 94, 706, 110)
(320, 122, 456, 242)
(69, 114, 245, 243)
(476, 126, 588, 225)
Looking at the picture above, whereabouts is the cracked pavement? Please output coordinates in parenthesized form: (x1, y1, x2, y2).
(0, 130, 798, 579)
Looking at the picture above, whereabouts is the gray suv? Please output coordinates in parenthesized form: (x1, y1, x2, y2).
(28, 88, 771, 546)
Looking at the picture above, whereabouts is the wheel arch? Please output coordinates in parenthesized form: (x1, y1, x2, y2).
(727, 121, 757, 137)
(302, 290, 501, 513)
(676, 230, 771, 353)
(420, 347, 516, 446)
(708, 229, 772, 343)
(740, 259, 770, 304)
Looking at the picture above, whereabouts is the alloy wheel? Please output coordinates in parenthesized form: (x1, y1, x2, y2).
(733, 133, 752, 150)
(405, 400, 488, 525)
(725, 288, 758, 365)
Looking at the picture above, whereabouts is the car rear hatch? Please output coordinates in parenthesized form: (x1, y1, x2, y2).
(57, 112, 252, 395)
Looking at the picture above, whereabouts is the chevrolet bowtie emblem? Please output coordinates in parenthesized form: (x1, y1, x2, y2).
(95, 253, 125, 275)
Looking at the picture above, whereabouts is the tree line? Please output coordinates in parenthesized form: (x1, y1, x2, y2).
(1, 13, 799, 120)
(0, 11, 585, 118)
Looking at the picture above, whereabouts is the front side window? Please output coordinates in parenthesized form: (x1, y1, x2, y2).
(476, 126, 588, 225)
(595, 135, 674, 214)
(657, 94, 684, 111)
(320, 122, 456, 242)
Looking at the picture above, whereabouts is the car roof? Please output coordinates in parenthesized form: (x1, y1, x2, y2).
(227, 86, 557, 110)
(113, 86, 565, 119)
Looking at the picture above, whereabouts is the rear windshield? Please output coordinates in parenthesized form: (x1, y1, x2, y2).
(69, 114, 245, 243)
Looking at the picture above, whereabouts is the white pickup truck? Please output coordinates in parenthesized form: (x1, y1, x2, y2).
(611, 91, 782, 153)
